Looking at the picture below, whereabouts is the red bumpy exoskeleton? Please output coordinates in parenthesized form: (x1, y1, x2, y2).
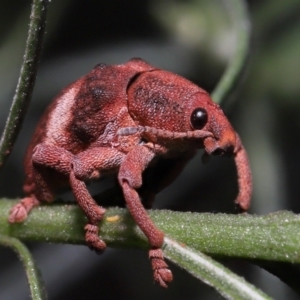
(8, 58, 252, 287)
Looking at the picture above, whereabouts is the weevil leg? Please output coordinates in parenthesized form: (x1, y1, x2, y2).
(70, 171, 107, 251)
(70, 147, 125, 251)
(72, 147, 125, 181)
(9, 143, 73, 223)
(118, 145, 173, 287)
(234, 135, 252, 212)
(8, 195, 40, 223)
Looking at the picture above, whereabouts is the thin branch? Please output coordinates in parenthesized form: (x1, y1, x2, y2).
(0, 234, 46, 300)
(0, 0, 49, 168)
(1, 200, 300, 264)
(164, 238, 271, 300)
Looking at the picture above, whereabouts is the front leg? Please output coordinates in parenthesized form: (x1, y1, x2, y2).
(118, 145, 173, 287)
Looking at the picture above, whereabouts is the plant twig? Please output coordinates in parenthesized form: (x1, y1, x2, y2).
(0, 234, 46, 300)
(1, 200, 300, 264)
(164, 238, 271, 300)
(0, 0, 49, 168)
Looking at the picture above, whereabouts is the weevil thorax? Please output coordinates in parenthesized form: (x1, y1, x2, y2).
(127, 69, 237, 155)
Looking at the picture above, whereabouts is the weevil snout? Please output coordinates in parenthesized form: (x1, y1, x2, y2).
(211, 144, 235, 157)
(203, 128, 237, 157)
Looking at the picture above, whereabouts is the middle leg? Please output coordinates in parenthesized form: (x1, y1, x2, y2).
(70, 147, 125, 251)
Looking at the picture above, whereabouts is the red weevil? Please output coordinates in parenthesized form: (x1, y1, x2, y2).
(9, 58, 252, 287)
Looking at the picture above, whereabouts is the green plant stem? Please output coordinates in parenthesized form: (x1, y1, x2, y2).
(212, 0, 251, 104)
(0, 0, 49, 168)
(0, 234, 46, 300)
(164, 238, 271, 300)
(1, 200, 300, 264)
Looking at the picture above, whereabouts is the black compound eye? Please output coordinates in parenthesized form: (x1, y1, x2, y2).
(190, 108, 208, 129)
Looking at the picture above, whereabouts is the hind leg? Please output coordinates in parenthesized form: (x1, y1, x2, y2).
(9, 143, 73, 223)
(8, 195, 40, 223)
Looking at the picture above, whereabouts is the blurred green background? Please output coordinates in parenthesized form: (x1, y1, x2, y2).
(1, 0, 300, 299)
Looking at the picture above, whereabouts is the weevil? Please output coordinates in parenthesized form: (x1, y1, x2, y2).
(9, 58, 252, 287)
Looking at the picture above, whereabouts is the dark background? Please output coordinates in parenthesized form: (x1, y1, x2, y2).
(1, 0, 300, 299)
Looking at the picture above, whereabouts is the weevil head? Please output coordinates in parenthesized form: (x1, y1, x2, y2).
(187, 91, 237, 157)
(127, 67, 237, 156)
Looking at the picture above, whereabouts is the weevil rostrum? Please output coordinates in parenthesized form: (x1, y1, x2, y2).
(8, 58, 252, 287)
